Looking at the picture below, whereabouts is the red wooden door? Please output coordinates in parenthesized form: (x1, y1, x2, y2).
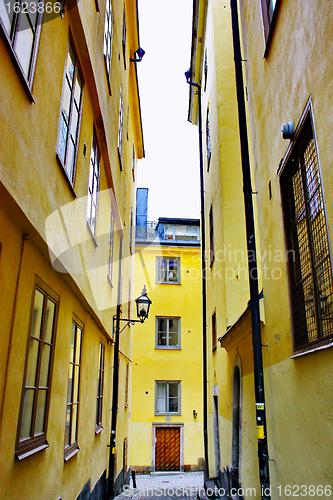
(155, 427, 180, 471)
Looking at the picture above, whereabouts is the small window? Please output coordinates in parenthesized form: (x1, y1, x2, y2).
(204, 49, 208, 92)
(118, 88, 124, 170)
(280, 109, 333, 353)
(108, 211, 114, 284)
(129, 206, 133, 253)
(132, 144, 136, 180)
(15, 278, 58, 459)
(96, 341, 105, 431)
(261, 0, 279, 55)
(122, 3, 127, 69)
(124, 363, 129, 407)
(86, 132, 100, 237)
(103, 0, 113, 93)
(209, 204, 215, 266)
(206, 106, 211, 170)
(155, 381, 181, 415)
(156, 257, 180, 284)
(64, 319, 83, 460)
(212, 310, 217, 351)
(156, 317, 181, 349)
(0, 0, 43, 91)
(57, 41, 83, 187)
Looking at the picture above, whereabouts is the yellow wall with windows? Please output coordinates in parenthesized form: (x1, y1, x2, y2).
(130, 244, 204, 471)
(0, 0, 143, 496)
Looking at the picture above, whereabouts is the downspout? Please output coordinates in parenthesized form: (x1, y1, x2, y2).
(186, 78, 209, 479)
(108, 236, 123, 499)
(229, 0, 271, 498)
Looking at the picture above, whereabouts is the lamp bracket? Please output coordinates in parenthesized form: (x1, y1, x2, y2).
(113, 315, 144, 335)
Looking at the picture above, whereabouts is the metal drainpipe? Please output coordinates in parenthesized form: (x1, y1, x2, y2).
(187, 80, 209, 480)
(229, 0, 271, 498)
(108, 236, 123, 499)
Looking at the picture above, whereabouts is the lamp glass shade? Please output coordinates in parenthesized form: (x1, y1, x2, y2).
(135, 286, 151, 320)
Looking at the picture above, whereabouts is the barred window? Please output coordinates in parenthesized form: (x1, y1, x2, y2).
(280, 111, 333, 353)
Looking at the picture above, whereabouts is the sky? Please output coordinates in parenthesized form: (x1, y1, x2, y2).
(136, 0, 200, 222)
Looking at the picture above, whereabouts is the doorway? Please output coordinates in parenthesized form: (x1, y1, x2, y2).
(154, 426, 181, 471)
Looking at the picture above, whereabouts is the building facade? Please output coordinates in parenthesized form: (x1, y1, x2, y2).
(0, 0, 144, 498)
(130, 190, 204, 473)
(188, 0, 333, 498)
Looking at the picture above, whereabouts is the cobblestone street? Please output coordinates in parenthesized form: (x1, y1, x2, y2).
(116, 472, 205, 500)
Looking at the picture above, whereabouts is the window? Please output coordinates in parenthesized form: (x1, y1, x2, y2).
(124, 363, 129, 407)
(206, 106, 211, 170)
(155, 381, 181, 415)
(103, 0, 113, 93)
(87, 132, 100, 237)
(0, 0, 43, 92)
(122, 3, 127, 69)
(156, 257, 180, 284)
(129, 206, 133, 253)
(96, 341, 105, 432)
(57, 42, 83, 186)
(132, 143, 136, 180)
(64, 319, 83, 459)
(261, 0, 279, 54)
(16, 278, 58, 459)
(280, 110, 333, 353)
(118, 88, 124, 170)
(204, 49, 208, 92)
(209, 204, 215, 266)
(108, 210, 114, 283)
(212, 310, 217, 351)
(156, 317, 181, 348)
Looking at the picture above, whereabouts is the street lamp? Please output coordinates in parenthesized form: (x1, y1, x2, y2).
(108, 285, 151, 498)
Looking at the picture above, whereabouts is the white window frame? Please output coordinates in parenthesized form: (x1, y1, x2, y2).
(103, 0, 113, 94)
(155, 317, 181, 349)
(155, 381, 181, 415)
(118, 87, 124, 170)
(86, 131, 100, 238)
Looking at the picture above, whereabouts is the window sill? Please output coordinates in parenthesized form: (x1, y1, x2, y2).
(291, 339, 333, 359)
(155, 346, 181, 350)
(0, 20, 35, 103)
(86, 220, 98, 247)
(15, 441, 49, 461)
(95, 425, 104, 435)
(156, 282, 181, 286)
(64, 444, 80, 461)
(155, 413, 181, 417)
(56, 153, 77, 197)
(107, 273, 114, 288)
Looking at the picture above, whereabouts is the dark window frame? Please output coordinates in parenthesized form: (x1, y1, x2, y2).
(279, 102, 333, 354)
(103, 0, 113, 95)
(122, 2, 127, 69)
(124, 362, 129, 408)
(212, 309, 217, 351)
(15, 276, 59, 460)
(86, 129, 101, 238)
(0, 0, 43, 100)
(261, 0, 281, 57)
(206, 105, 211, 170)
(96, 341, 105, 432)
(64, 317, 83, 460)
(56, 38, 83, 190)
(155, 316, 181, 349)
(107, 210, 114, 286)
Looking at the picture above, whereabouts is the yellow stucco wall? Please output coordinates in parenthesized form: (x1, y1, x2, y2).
(130, 244, 204, 470)
(0, 0, 143, 496)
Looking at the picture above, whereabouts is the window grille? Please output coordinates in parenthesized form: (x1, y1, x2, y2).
(281, 113, 333, 352)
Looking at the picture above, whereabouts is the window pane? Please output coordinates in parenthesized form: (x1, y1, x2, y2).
(158, 318, 167, 332)
(44, 300, 55, 343)
(75, 327, 82, 364)
(59, 115, 68, 164)
(71, 404, 77, 444)
(168, 383, 179, 398)
(66, 138, 75, 181)
(25, 338, 39, 387)
(70, 323, 76, 363)
(35, 389, 47, 435)
(14, 15, 34, 78)
(65, 406, 71, 446)
(73, 365, 80, 403)
(67, 364, 73, 404)
(39, 344, 51, 387)
(70, 103, 79, 139)
(158, 332, 167, 345)
(169, 318, 178, 333)
(169, 398, 178, 413)
(0, 0, 13, 33)
(66, 46, 75, 86)
(74, 72, 82, 107)
(32, 290, 44, 339)
(169, 332, 178, 346)
(168, 260, 178, 281)
(20, 389, 34, 439)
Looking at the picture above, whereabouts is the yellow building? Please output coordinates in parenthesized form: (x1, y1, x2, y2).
(130, 190, 204, 473)
(0, 0, 144, 498)
(188, 0, 333, 498)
